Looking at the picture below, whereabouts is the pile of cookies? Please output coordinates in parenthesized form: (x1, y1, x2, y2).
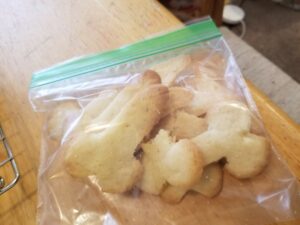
(47, 53, 270, 203)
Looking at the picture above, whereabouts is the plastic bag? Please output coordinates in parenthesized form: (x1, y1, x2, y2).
(29, 18, 300, 225)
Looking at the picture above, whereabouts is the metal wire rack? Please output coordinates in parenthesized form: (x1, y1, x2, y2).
(0, 124, 20, 195)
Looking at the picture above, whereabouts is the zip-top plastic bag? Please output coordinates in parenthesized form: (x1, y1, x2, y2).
(29, 18, 300, 225)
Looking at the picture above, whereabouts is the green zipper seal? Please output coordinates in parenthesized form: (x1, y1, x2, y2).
(30, 18, 221, 88)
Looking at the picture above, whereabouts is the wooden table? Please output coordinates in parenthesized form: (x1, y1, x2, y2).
(0, 1, 299, 224)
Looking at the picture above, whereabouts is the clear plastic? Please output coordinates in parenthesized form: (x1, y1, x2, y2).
(29, 22, 300, 225)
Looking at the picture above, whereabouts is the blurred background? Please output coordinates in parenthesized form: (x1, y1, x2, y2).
(160, 0, 300, 83)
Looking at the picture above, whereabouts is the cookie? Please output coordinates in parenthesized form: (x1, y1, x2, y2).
(184, 76, 239, 116)
(139, 130, 204, 195)
(193, 102, 270, 178)
(151, 55, 191, 86)
(159, 110, 207, 139)
(192, 162, 223, 197)
(65, 84, 168, 193)
(47, 101, 80, 141)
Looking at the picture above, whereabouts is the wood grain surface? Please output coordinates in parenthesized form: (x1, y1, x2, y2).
(0, 1, 299, 225)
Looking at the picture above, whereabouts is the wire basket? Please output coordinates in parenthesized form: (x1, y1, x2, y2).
(0, 124, 19, 195)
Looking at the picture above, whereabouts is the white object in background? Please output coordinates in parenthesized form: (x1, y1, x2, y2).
(223, 4, 246, 38)
(223, 4, 245, 24)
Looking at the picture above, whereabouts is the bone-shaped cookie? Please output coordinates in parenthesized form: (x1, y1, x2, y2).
(184, 76, 239, 116)
(193, 101, 270, 179)
(64, 82, 168, 193)
(47, 101, 80, 141)
(159, 110, 207, 139)
(151, 55, 191, 86)
(139, 129, 204, 195)
(77, 70, 162, 132)
(161, 162, 223, 203)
